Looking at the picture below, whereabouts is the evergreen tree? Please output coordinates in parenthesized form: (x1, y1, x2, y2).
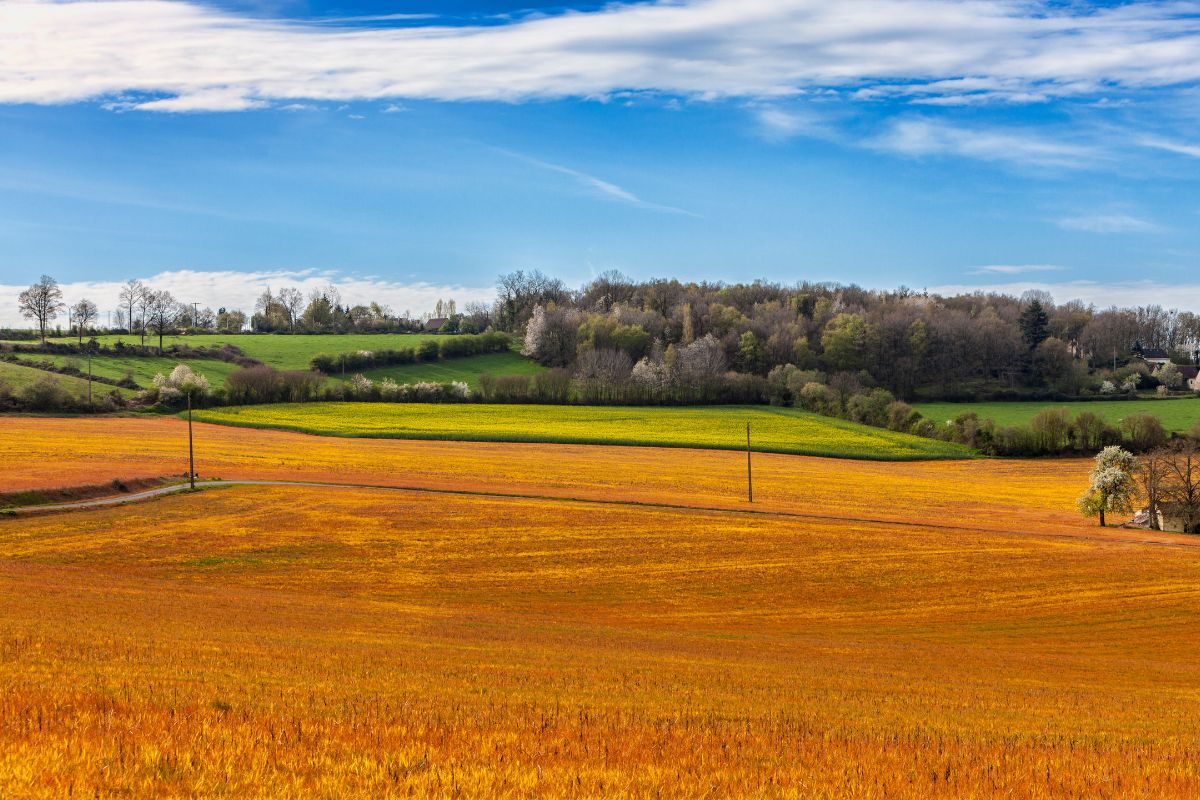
(1019, 300, 1050, 350)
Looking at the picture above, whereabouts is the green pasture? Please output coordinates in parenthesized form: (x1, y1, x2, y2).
(913, 397, 1200, 434)
(345, 352, 546, 389)
(9, 353, 242, 390)
(44, 333, 447, 371)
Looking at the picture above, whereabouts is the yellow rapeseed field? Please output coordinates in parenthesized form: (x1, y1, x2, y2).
(3, 417, 1199, 797)
(189, 403, 970, 460)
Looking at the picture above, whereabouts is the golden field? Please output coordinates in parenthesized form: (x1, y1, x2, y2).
(4, 416, 1084, 535)
(3, 417, 1200, 797)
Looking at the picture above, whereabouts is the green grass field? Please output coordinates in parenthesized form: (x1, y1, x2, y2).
(0, 361, 132, 399)
(348, 351, 546, 389)
(44, 333, 447, 370)
(191, 403, 972, 460)
(913, 397, 1200, 433)
(10, 353, 242, 390)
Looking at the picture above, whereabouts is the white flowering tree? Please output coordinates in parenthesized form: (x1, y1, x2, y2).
(1158, 363, 1183, 390)
(1077, 445, 1138, 527)
(151, 364, 210, 405)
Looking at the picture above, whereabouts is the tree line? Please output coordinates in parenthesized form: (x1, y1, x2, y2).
(13, 275, 488, 345)
(503, 270, 1200, 402)
(17, 272, 1200, 394)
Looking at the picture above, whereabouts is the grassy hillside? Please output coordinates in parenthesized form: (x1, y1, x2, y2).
(0, 361, 131, 399)
(191, 402, 971, 460)
(9, 353, 242, 390)
(46, 333, 447, 371)
(914, 397, 1200, 433)
(346, 351, 545, 389)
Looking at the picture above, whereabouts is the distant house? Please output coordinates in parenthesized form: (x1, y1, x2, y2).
(1156, 504, 1200, 535)
(1139, 347, 1172, 366)
(423, 317, 448, 333)
(1180, 365, 1200, 391)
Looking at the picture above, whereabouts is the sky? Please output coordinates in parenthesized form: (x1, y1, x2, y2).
(3, 0, 1200, 325)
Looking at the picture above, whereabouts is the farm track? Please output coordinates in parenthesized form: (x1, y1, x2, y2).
(11, 475, 1195, 551)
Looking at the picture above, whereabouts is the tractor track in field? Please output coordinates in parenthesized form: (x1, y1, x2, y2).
(5, 477, 1198, 552)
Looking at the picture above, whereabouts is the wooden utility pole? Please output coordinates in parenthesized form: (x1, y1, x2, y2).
(86, 349, 93, 408)
(187, 393, 196, 490)
(746, 421, 753, 503)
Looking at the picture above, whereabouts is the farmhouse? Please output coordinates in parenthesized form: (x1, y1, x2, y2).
(1156, 504, 1200, 535)
(423, 317, 448, 333)
(1137, 346, 1172, 366)
(1179, 365, 1200, 391)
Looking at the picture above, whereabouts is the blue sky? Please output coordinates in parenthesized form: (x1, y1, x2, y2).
(2, 0, 1200, 321)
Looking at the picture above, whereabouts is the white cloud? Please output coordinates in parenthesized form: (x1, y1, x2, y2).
(751, 105, 838, 142)
(4, 0, 1200, 112)
(967, 264, 1065, 275)
(499, 149, 700, 217)
(931, 279, 1200, 310)
(1139, 136, 1200, 158)
(0, 269, 496, 327)
(1056, 213, 1162, 234)
(871, 117, 1098, 167)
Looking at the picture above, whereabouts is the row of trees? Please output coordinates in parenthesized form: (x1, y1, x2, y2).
(249, 287, 492, 334)
(15, 271, 1200, 403)
(504, 270, 1200, 400)
(14, 276, 483, 342)
(17, 276, 234, 350)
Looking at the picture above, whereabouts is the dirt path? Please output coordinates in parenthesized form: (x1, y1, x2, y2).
(7, 477, 1198, 552)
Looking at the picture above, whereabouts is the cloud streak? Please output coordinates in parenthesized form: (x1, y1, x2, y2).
(500, 150, 700, 217)
(967, 264, 1065, 275)
(3, 0, 1200, 112)
(0, 269, 496, 327)
(1056, 213, 1162, 234)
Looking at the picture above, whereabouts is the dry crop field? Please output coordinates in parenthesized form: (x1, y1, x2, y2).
(3, 417, 1200, 797)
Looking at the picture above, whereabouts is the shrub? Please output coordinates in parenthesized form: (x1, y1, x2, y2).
(1072, 411, 1106, 451)
(532, 369, 572, 403)
(1122, 413, 1168, 452)
(846, 388, 895, 428)
(20, 375, 75, 411)
(886, 401, 920, 433)
(226, 365, 322, 404)
(798, 382, 834, 414)
(1029, 408, 1072, 454)
(417, 340, 440, 362)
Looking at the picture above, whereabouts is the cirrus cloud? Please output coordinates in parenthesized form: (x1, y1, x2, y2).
(2, 0, 1200, 112)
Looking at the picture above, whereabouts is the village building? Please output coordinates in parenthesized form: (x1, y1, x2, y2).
(423, 317, 448, 333)
(1136, 346, 1172, 367)
(1177, 365, 1200, 391)
(1156, 504, 1200, 535)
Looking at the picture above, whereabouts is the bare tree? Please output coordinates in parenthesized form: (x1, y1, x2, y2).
(278, 287, 304, 329)
(118, 279, 146, 338)
(69, 298, 98, 343)
(1160, 441, 1200, 533)
(137, 287, 153, 346)
(1139, 448, 1172, 531)
(18, 275, 65, 342)
(143, 290, 177, 354)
